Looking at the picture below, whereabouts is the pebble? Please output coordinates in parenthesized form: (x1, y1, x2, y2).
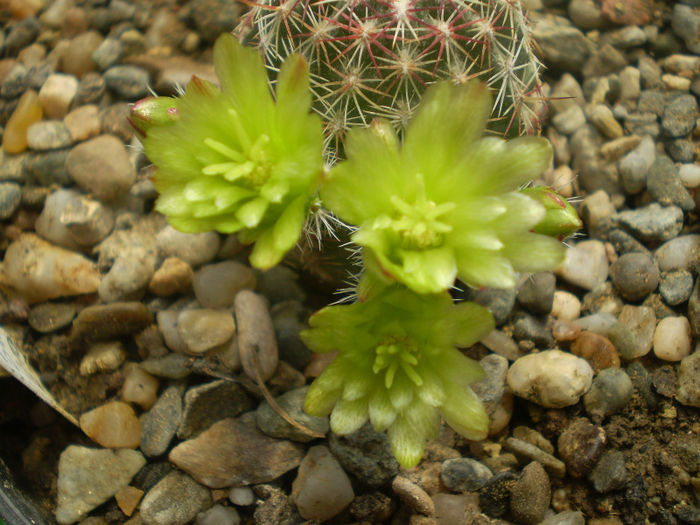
(60, 194, 115, 246)
(478, 470, 517, 518)
(155, 226, 220, 267)
(70, 301, 153, 345)
(609, 252, 660, 302)
(28, 301, 76, 333)
(290, 445, 355, 521)
(91, 38, 123, 71)
(256, 386, 329, 442)
(583, 368, 634, 420)
(551, 291, 581, 321)
(55, 446, 145, 525)
(177, 380, 253, 440)
(196, 504, 240, 525)
(2, 233, 100, 303)
(552, 104, 586, 135)
(651, 365, 676, 398)
(24, 149, 71, 186)
(169, 413, 304, 487)
(63, 104, 101, 142)
(661, 94, 699, 138)
(472, 353, 508, 417)
(677, 350, 700, 407)
(580, 190, 615, 235)
(121, 362, 159, 410)
(637, 90, 668, 116)
(667, 139, 695, 163)
(190, 0, 242, 42)
(99, 248, 156, 302)
(140, 353, 192, 380)
(553, 319, 581, 342)
(653, 316, 692, 361)
(4, 16, 40, 55)
(654, 235, 700, 272)
(618, 135, 655, 195)
(550, 73, 585, 113)
(35, 188, 82, 250)
(140, 471, 212, 525)
(646, 156, 695, 211)
(510, 461, 551, 525)
(618, 66, 641, 101)
(229, 486, 255, 506)
(581, 282, 623, 316)
(115, 485, 144, 517)
(440, 457, 493, 492)
(671, 4, 700, 54)
(587, 104, 623, 139)
(557, 418, 606, 478)
(570, 331, 620, 371)
(104, 65, 151, 100)
(513, 313, 554, 348)
(507, 350, 593, 408)
(540, 511, 586, 525)
(613, 203, 684, 243)
(574, 312, 617, 335)
(193, 261, 256, 309)
(79, 401, 141, 449)
(139, 384, 183, 457)
(555, 240, 609, 291)
(149, 257, 194, 296)
(329, 423, 400, 487)
(568, 0, 605, 29)
(61, 31, 102, 77)
(272, 300, 312, 369)
(391, 475, 434, 516)
(75, 72, 106, 105)
(157, 309, 189, 353)
(0, 182, 21, 219)
(26, 119, 73, 151)
(679, 164, 700, 188)
(38, 73, 78, 119)
(462, 287, 516, 326)
(531, 16, 593, 74)
(517, 272, 555, 314)
(79, 341, 126, 376)
(503, 437, 566, 478)
(235, 290, 279, 382)
(659, 270, 694, 306)
(588, 450, 628, 493)
(176, 309, 234, 355)
(2, 89, 43, 154)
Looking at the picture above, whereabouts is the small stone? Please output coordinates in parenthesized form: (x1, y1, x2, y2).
(550, 74, 585, 114)
(540, 511, 586, 525)
(169, 413, 304, 487)
(140, 471, 212, 525)
(618, 66, 641, 101)
(553, 319, 581, 342)
(75, 72, 106, 105)
(570, 331, 620, 371)
(80, 341, 126, 376)
(588, 450, 628, 493)
(568, 0, 605, 29)
(614, 203, 684, 243)
(55, 446, 145, 525)
(662, 74, 691, 92)
(121, 362, 159, 410)
(472, 353, 508, 418)
(35, 188, 82, 250)
(651, 365, 676, 398)
(193, 261, 256, 309)
(552, 104, 586, 136)
(0, 182, 21, 219)
(60, 194, 115, 246)
(478, 471, 517, 518)
(235, 290, 279, 382)
(190, 0, 241, 42)
(440, 457, 493, 492)
(392, 475, 434, 516)
(114, 485, 143, 517)
(647, 156, 695, 212)
(677, 350, 700, 407)
(28, 301, 76, 333)
(531, 16, 593, 74)
(517, 272, 555, 314)
(2, 233, 100, 303)
(659, 270, 694, 306)
(661, 94, 699, 138)
(655, 235, 700, 272)
(229, 486, 255, 506)
(156, 226, 220, 267)
(177, 380, 253, 440)
(587, 104, 623, 139)
(617, 305, 655, 359)
(91, 37, 123, 70)
(80, 401, 141, 449)
(256, 386, 329, 442)
(580, 190, 616, 235)
(2, 89, 43, 154)
(196, 504, 240, 525)
(502, 438, 566, 478)
(149, 257, 194, 296)
(551, 291, 581, 321)
(61, 31, 103, 77)
(291, 445, 355, 521)
(609, 252, 660, 302)
(70, 301, 153, 345)
(671, 4, 700, 55)
(618, 135, 655, 195)
(555, 240, 609, 291)
(679, 164, 700, 189)
(38, 73, 78, 118)
(140, 353, 192, 380)
(666, 139, 695, 163)
(26, 120, 73, 150)
(510, 462, 551, 525)
(99, 248, 156, 302)
(583, 368, 634, 419)
(507, 350, 594, 408)
(653, 316, 692, 361)
(557, 418, 606, 478)
(66, 135, 135, 202)
(104, 65, 151, 100)
(575, 312, 618, 335)
(177, 309, 235, 354)
(139, 385, 183, 457)
(63, 104, 101, 142)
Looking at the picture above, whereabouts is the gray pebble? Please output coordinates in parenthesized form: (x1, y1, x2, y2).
(552, 104, 586, 135)
(255, 265, 307, 305)
(104, 65, 151, 100)
(228, 486, 255, 506)
(626, 361, 657, 410)
(75, 72, 107, 106)
(24, 149, 71, 186)
(614, 203, 684, 243)
(666, 139, 696, 163)
(28, 302, 76, 333)
(688, 279, 700, 334)
(603, 229, 650, 257)
(0, 63, 30, 98)
(647, 156, 695, 211)
(655, 234, 700, 272)
(140, 471, 212, 525)
(555, 240, 609, 291)
(605, 322, 638, 362)
(193, 261, 256, 309)
(156, 226, 220, 267)
(651, 365, 677, 397)
(659, 270, 694, 305)
(235, 290, 278, 382)
(4, 16, 40, 55)
(624, 112, 660, 138)
(671, 4, 700, 54)
(588, 450, 628, 493)
(60, 194, 115, 246)
(539, 511, 586, 525)
(661, 94, 699, 138)
(583, 368, 634, 420)
(609, 252, 659, 301)
(677, 350, 700, 407)
(637, 90, 668, 116)
(0, 182, 21, 219)
(638, 55, 662, 89)
(618, 135, 655, 195)
(440, 457, 493, 492)
(91, 37, 123, 70)
(510, 462, 551, 525)
(461, 286, 516, 326)
(472, 353, 508, 415)
(190, 0, 241, 42)
(140, 353, 192, 379)
(502, 437, 566, 478)
(513, 313, 554, 348)
(140, 385, 184, 457)
(272, 300, 312, 370)
(99, 248, 156, 302)
(255, 386, 329, 442)
(26, 120, 73, 150)
(517, 272, 555, 314)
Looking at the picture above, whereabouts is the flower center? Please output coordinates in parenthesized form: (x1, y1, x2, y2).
(372, 336, 423, 388)
(201, 108, 272, 188)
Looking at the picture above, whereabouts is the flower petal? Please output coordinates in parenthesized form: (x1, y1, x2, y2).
(330, 397, 369, 435)
(449, 302, 495, 348)
(455, 248, 516, 289)
(369, 387, 397, 432)
(440, 384, 489, 441)
(304, 359, 346, 416)
(387, 415, 425, 468)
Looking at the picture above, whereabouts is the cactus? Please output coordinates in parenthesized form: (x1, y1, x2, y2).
(236, 0, 545, 162)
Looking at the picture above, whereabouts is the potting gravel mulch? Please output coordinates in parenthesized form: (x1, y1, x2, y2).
(0, 0, 699, 524)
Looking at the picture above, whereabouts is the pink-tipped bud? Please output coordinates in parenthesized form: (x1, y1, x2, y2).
(128, 96, 179, 137)
(520, 186, 582, 240)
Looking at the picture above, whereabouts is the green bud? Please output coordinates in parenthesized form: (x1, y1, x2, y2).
(128, 96, 179, 137)
(520, 186, 582, 240)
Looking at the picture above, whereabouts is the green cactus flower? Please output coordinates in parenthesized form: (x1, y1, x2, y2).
(520, 185, 582, 240)
(142, 34, 324, 269)
(320, 80, 567, 294)
(301, 285, 494, 467)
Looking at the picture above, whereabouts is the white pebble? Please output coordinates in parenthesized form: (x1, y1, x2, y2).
(229, 487, 255, 506)
(679, 164, 700, 189)
(177, 309, 235, 354)
(156, 226, 220, 267)
(195, 504, 240, 525)
(551, 291, 581, 321)
(193, 261, 256, 309)
(555, 240, 609, 290)
(653, 316, 692, 362)
(38, 73, 78, 118)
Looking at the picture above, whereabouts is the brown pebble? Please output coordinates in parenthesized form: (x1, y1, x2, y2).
(2, 89, 43, 154)
(235, 290, 279, 382)
(114, 486, 143, 517)
(392, 476, 435, 516)
(510, 462, 551, 525)
(61, 31, 102, 77)
(557, 417, 606, 478)
(80, 401, 141, 449)
(552, 319, 581, 342)
(148, 257, 193, 296)
(121, 362, 159, 410)
(570, 330, 620, 371)
(70, 301, 153, 346)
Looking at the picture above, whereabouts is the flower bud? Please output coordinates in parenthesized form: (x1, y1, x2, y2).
(128, 96, 179, 137)
(520, 186, 582, 240)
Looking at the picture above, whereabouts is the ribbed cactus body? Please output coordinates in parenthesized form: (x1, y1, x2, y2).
(236, 0, 544, 161)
